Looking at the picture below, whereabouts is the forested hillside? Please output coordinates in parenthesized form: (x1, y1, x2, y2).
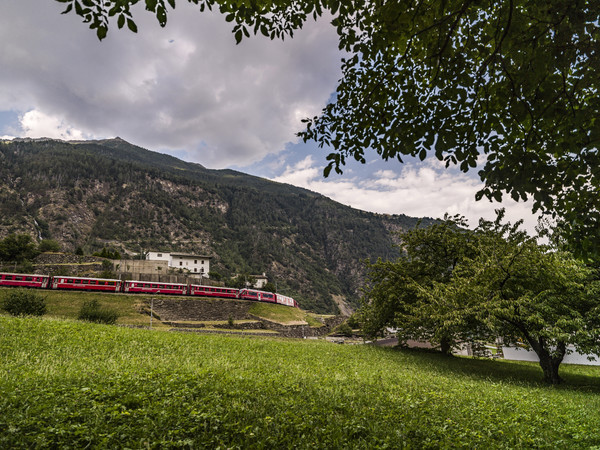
(0, 138, 431, 313)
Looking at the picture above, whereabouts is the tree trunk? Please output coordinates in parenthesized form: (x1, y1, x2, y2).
(538, 353, 563, 384)
(440, 336, 453, 356)
(529, 340, 566, 385)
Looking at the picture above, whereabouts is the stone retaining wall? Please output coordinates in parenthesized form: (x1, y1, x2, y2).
(148, 297, 346, 338)
(150, 297, 253, 322)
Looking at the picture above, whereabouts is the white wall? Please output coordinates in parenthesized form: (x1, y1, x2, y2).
(170, 255, 210, 276)
(146, 252, 171, 262)
(502, 346, 600, 366)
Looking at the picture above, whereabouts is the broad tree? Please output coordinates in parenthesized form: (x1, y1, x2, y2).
(363, 211, 600, 384)
(56, 0, 600, 256)
(441, 212, 600, 384)
(361, 215, 483, 355)
(0, 234, 39, 263)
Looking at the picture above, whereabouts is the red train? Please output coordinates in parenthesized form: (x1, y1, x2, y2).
(0, 272, 298, 308)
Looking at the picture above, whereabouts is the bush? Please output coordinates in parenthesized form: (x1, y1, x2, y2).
(346, 314, 360, 329)
(3, 290, 47, 317)
(38, 239, 61, 252)
(78, 299, 119, 325)
(333, 323, 353, 337)
(0, 233, 39, 262)
(16, 261, 35, 274)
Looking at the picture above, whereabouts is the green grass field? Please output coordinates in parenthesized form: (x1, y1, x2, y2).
(0, 287, 324, 328)
(2, 315, 600, 448)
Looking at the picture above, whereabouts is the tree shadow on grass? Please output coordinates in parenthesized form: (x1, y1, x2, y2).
(390, 346, 600, 394)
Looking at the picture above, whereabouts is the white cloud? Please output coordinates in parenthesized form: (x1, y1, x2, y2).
(0, 1, 342, 168)
(20, 109, 94, 141)
(273, 157, 541, 233)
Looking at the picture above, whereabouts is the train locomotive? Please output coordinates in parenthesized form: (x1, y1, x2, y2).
(0, 272, 298, 308)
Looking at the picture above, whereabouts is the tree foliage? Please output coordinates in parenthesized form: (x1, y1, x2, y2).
(443, 212, 600, 384)
(363, 211, 600, 384)
(56, 0, 600, 255)
(92, 247, 122, 260)
(78, 299, 119, 324)
(362, 215, 482, 355)
(0, 234, 39, 263)
(3, 290, 47, 317)
(38, 239, 61, 253)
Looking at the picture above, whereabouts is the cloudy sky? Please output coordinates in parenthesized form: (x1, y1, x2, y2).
(1, 1, 540, 232)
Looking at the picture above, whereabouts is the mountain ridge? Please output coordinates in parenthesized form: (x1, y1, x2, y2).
(0, 137, 433, 313)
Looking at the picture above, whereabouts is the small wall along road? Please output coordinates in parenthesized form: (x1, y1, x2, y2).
(146, 297, 346, 339)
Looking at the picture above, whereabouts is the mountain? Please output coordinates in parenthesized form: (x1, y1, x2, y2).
(0, 137, 433, 313)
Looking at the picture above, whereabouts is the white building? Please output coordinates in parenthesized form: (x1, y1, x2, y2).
(252, 273, 268, 289)
(146, 252, 211, 277)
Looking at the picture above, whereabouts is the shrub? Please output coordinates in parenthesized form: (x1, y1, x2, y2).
(16, 261, 35, 274)
(346, 314, 360, 329)
(38, 239, 61, 252)
(3, 290, 47, 317)
(333, 323, 353, 337)
(78, 299, 119, 325)
(51, 266, 71, 276)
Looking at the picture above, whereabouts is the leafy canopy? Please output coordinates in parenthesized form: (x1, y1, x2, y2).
(0, 234, 39, 262)
(3, 290, 47, 317)
(57, 0, 600, 255)
(361, 215, 483, 355)
(362, 210, 600, 384)
(441, 211, 600, 384)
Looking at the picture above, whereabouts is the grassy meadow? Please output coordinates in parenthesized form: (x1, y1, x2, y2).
(0, 287, 322, 328)
(2, 315, 600, 448)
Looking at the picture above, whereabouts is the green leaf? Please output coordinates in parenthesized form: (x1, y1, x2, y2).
(97, 25, 107, 40)
(127, 18, 138, 33)
(146, 0, 158, 11)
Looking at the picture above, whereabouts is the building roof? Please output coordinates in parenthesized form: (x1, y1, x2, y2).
(252, 274, 268, 280)
(169, 253, 212, 259)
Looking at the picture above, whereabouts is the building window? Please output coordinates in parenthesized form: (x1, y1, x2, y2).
(194, 268, 197, 272)
(194, 260, 197, 264)
(179, 262, 182, 266)
(201, 260, 205, 265)
(157, 253, 162, 257)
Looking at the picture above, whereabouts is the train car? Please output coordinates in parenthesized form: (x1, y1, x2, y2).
(0, 272, 50, 289)
(52, 276, 122, 292)
(189, 284, 239, 299)
(275, 293, 297, 308)
(0, 270, 299, 308)
(238, 288, 277, 303)
(123, 280, 187, 295)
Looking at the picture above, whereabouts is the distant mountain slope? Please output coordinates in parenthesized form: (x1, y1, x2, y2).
(0, 138, 433, 313)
